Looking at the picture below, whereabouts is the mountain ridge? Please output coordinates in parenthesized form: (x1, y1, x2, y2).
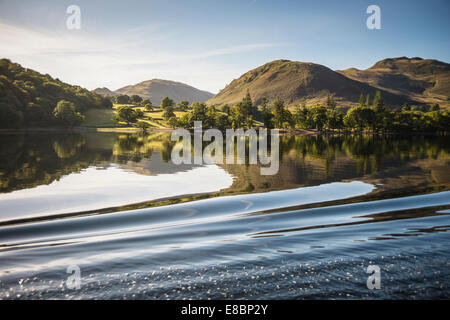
(208, 57, 449, 108)
(94, 79, 214, 104)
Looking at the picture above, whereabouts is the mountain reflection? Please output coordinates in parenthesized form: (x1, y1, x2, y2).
(0, 131, 449, 196)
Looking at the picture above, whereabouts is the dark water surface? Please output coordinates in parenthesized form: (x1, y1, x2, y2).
(0, 132, 449, 299)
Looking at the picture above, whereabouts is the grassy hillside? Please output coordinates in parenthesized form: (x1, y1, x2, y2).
(337, 57, 450, 109)
(0, 59, 112, 128)
(208, 60, 413, 108)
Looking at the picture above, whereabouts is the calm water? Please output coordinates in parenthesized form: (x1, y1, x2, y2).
(0, 131, 449, 299)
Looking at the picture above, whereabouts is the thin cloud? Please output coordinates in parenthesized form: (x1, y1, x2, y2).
(0, 21, 278, 92)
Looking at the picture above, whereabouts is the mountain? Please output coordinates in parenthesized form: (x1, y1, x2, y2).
(93, 87, 115, 96)
(337, 57, 450, 108)
(208, 59, 413, 108)
(113, 79, 214, 104)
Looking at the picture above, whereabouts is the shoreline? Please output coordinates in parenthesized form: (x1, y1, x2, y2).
(0, 126, 446, 136)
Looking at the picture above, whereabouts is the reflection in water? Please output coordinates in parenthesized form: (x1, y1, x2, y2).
(1, 132, 449, 196)
(0, 165, 233, 221)
(0, 131, 449, 299)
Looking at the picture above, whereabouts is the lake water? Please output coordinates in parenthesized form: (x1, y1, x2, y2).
(0, 131, 449, 299)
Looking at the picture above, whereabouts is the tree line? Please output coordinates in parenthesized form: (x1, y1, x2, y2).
(123, 89, 449, 133)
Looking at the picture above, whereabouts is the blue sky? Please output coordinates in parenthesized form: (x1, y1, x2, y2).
(0, 0, 449, 93)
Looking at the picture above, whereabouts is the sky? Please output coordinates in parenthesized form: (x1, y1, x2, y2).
(0, 0, 449, 94)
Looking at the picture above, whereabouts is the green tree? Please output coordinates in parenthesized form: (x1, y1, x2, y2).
(272, 98, 290, 128)
(53, 100, 84, 127)
(177, 100, 189, 111)
(230, 105, 245, 128)
(261, 101, 273, 128)
(130, 95, 143, 104)
(327, 108, 345, 132)
(219, 104, 230, 114)
(373, 91, 384, 110)
(344, 106, 376, 132)
(359, 93, 365, 107)
(161, 96, 175, 109)
(326, 94, 336, 109)
(143, 100, 153, 111)
(214, 113, 231, 130)
(308, 106, 328, 131)
(114, 94, 131, 104)
(116, 106, 138, 125)
(0, 103, 24, 128)
(239, 89, 254, 126)
(365, 94, 371, 108)
(189, 102, 208, 123)
(204, 105, 217, 128)
(162, 105, 176, 120)
(167, 117, 179, 128)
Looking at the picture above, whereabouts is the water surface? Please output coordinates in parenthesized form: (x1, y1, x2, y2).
(0, 132, 449, 299)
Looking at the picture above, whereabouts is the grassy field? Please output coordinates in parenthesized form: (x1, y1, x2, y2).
(81, 109, 117, 127)
(84, 104, 264, 130)
(111, 104, 183, 129)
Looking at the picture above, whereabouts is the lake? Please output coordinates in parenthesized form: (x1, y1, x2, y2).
(0, 131, 449, 299)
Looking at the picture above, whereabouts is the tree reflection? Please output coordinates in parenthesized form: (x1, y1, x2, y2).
(0, 131, 448, 194)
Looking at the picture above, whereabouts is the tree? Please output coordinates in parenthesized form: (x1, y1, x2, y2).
(161, 96, 175, 109)
(373, 91, 384, 111)
(114, 94, 131, 104)
(130, 95, 143, 104)
(0, 59, 115, 129)
(230, 105, 245, 129)
(239, 90, 254, 126)
(215, 113, 231, 130)
(344, 106, 376, 132)
(359, 93, 365, 107)
(53, 100, 84, 127)
(116, 106, 138, 125)
(326, 94, 336, 109)
(430, 103, 440, 111)
(272, 98, 290, 128)
(189, 102, 208, 123)
(143, 100, 153, 111)
(177, 100, 189, 111)
(293, 104, 305, 128)
(308, 106, 328, 131)
(205, 105, 217, 128)
(162, 105, 176, 120)
(327, 108, 345, 132)
(167, 117, 179, 128)
(219, 104, 230, 114)
(261, 101, 273, 129)
(365, 94, 371, 108)
(141, 99, 151, 106)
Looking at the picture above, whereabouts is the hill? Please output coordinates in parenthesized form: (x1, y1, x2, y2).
(93, 87, 115, 96)
(114, 79, 214, 104)
(337, 57, 450, 108)
(0, 59, 112, 128)
(208, 59, 412, 108)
